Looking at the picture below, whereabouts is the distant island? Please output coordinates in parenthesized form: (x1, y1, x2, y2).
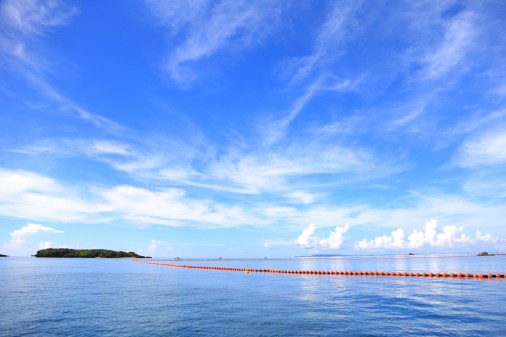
(477, 252, 495, 256)
(0, 253, 8, 257)
(34, 248, 151, 258)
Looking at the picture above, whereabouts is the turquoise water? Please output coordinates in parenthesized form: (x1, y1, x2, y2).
(1, 256, 505, 336)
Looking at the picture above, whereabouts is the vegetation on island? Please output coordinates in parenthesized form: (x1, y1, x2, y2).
(477, 252, 495, 256)
(34, 248, 151, 258)
(0, 253, 8, 257)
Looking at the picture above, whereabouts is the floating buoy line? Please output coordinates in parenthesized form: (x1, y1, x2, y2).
(134, 261, 505, 281)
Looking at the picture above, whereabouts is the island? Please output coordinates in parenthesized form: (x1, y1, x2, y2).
(477, 251, 495, 256)
(34, 248, 151, 258)
(0, 253, 8, 257)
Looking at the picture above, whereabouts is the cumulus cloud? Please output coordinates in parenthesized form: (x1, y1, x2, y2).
(355, 219, 501, 250)
(295, 223, 349, 250)
(354, 228, 405, 250)
(147, 239, 162, 255)
(38, 241, 52, 249)
(11, 223, 63, 238)
(3, 223, 62, 250)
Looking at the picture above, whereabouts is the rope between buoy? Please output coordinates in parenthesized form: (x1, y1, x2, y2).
(133, 261, 505, 281)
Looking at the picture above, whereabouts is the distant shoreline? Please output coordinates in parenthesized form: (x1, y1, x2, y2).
(142, 253, 506, 262)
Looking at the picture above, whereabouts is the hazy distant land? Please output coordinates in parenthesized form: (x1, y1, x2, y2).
(34, 248, 151, 258)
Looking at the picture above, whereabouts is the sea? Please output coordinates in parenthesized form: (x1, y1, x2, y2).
(1, 255, 505, 336)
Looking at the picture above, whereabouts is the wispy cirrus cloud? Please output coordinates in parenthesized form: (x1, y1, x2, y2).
(455, 127, 506, 168)
(146, 0, 282, 85)
(279, 1, 361, 87)
(0, 0, 122, 133)
(417, 11, 477, 82)
(14, 130, 389, 202)
(0, 0, 76, 35)
(259, 76, 363, 145)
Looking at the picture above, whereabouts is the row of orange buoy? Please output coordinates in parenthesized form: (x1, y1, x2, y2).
(134, 261, 505, 281)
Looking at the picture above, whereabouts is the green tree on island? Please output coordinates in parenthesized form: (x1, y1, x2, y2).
(34, 248, 150, 258)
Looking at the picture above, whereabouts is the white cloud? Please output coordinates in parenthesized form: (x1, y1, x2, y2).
(11, 223, 63, 238)
(147, 239, 162, 255)
(0, 169, 59, 196)
(295, 223, 349, 250)
(208, 139, 378, 195)
(99, 185, 256, 227)
(146, 239, 175, 256)
(355, 219, 501, 250)
(1, 166, 506, 246)
(0, 0, 122, 133)
(288, 191, 319, 205)
(295, 223, 317, 248)
(86, 140, 131, 156)
(3, 223, 62, 251)
(0, 0, 76, 35)
(280, 2, 359, 87)
(0, 168, 260, 227)
(147, 0, 282, 85)
(355, 228, 405, 250)
(419, 11, 476, 81)
(0, 169, 105, 223)
(456, 129, 506, 167)
(38, 241, 52, 249)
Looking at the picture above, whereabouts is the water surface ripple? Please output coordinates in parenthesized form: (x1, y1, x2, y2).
(1, 256, 505, 336)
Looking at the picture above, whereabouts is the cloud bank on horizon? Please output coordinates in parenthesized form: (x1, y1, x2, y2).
(1, 0, 506, 256)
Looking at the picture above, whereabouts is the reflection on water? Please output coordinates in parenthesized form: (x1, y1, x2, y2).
(0, 256, 505, 337)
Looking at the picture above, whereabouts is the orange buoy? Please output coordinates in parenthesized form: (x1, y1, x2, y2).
(136, 261, 505, 283)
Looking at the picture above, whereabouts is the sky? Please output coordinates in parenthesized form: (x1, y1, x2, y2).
(1, 0, 506, 258)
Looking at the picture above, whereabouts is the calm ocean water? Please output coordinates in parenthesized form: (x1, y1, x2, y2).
(1, 255, 505, 336)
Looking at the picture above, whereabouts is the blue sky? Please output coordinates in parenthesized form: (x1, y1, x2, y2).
(1, 0, 506, 257)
